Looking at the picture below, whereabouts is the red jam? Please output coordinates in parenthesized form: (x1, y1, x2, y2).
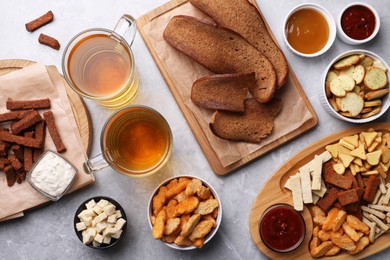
(341, 5, 376, 40)
(259, 204, 305, 252)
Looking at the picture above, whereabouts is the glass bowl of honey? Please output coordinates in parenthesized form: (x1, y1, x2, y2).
(283, 3, 336, 57)
(337, 2, 380, 45)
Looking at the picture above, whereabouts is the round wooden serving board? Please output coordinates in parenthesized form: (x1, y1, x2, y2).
(0, 59, 92, 155)
(249, 122, 390, 259)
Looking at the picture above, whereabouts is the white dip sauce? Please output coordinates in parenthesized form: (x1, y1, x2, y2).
(30, 151, 76, 198)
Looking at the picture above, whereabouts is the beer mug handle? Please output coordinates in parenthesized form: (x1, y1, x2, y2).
(114, 14, 137, 46)
(83, 154, 108, 174)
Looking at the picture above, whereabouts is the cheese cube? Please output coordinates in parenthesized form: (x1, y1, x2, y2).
(116, 210, 122, 218)
(76, 222, 87, 231)
(97, 199, 109, 208)
(111, 229, 123, 239)
(82, 228, 96, 244)
(94, 233, 104, 244)
(103, 227, 117, 237)
(107, 214, 117, 224)
(92, 241, 101, 247)
(94, 212, 108, 224)
(82, 216, 92, 227)
(92, 205, 103, 215)
(96, 222, 108, 233)
(103, 204, 116, 216)
(85, 199, 96, 210)
(115, 218, 127, 231)
(103, 236, 111, 244)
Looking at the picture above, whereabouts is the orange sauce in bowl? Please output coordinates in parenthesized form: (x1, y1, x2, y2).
(286, 8, 329, 54)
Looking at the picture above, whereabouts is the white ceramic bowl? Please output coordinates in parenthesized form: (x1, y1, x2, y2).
(321, 49, 390, 123)
(147, 175, 222, 250)
(283, 3, 336, 58)
(337, 2, 380, 45)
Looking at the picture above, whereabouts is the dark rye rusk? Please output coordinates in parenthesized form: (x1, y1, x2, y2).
(163, 15, 277, 103)
(209, 98, 282, 143)
(191, 72, 255, 112)
(189, 0, 289, 89)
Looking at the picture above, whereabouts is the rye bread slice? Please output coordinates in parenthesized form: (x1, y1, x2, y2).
(209, 98, 282, 143)
(191, 72, 255, 112)
(189, 0, 289, 89)
(163, 15, 277, 103)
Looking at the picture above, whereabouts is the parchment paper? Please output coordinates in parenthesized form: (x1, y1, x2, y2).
(0, 63, 94, 220)
(142, 2, 314, 167)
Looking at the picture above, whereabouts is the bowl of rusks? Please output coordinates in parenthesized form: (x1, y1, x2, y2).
(321, 50, 390, 123)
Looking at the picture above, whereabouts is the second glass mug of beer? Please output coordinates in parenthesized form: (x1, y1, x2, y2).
(62, 15, 140, 109)
(83, 105, 173, 177)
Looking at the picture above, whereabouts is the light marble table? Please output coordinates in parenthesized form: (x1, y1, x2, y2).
(0, 0, 389, 259)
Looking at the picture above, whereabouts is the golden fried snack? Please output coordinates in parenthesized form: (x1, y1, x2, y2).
(193, 238, 205, 248)
(174, 191, 187, 202)
(346, 215, 370, 234)
(177, 196, 200, 215)
(331, 233, 356, 251)
(197, 185, 211, 200)
(324, 246, 341, 256)
(180, 214, 191, 230)
(186, 178, 202, 196)
(174, 235, 193, 247)
(323, 208, 340, 231)
(211, 208, 219, 219)
(342, 222, 360, 242)
(164, 218, 181, 236)
(332, 210, 347, 232)
(167, 178, 178, 190)
(311, 241, 334, 258)
(166, 180, 190, 199)
(181, 213, 201, 237)
(195, 199, 219, 215)
(153, 186, 167, 216)
(152, 209, 167, 240)
(188, 219, 216, 241)
(349, 236, 370, 255)
(163, 232, 179, 243)
(318, 230, 331, 242)
(311, 206, 326, 227)
(166, 199, 178, 219)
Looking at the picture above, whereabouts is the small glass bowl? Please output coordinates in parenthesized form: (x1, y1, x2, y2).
(259, 204, 305, 253)
(147, 175, 222, 250)
(27, 150, 77, 201)
(74, 196, 127, 249)
(337, 2, 380, 45)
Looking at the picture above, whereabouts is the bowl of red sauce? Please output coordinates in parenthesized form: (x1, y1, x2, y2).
(337, 2, 380, 45)
(259, 204, 305, 253)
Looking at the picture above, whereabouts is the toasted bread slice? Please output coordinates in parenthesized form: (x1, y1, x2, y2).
(191, 73, 255, 112)
(163, 15, 277, 103)
(209, 98, 282, 143)
(364, 67, 388, 90)
(333, 55, 361, 70)
(189, 0, 288, 89)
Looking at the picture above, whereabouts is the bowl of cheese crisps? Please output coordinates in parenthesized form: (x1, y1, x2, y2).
(321, 50, 390, 123)
(148, 175, 222, 250)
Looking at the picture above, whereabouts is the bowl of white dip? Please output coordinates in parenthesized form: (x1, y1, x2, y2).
(27, 150, 77, 201)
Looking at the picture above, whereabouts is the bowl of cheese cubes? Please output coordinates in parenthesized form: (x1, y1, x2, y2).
(74, 196, 127, 249)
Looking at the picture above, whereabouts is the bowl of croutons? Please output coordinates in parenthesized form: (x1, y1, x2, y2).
(148, 175, 222, 250)
(321, 50, 390, 123)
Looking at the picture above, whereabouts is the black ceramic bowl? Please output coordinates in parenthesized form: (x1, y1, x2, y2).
(74, 196, 127, 249)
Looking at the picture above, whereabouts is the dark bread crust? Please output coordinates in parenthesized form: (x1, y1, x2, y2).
(189, 0, 288, 88)
(164, 15, 277, 103)
(209, 98, 281, 143)
(191, 73, 255, 112)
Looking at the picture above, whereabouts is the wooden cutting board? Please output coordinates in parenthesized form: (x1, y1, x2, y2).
(137, 0, 318, 176)
(0, 59, 92, 221)
(249, 122, 390, 259)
